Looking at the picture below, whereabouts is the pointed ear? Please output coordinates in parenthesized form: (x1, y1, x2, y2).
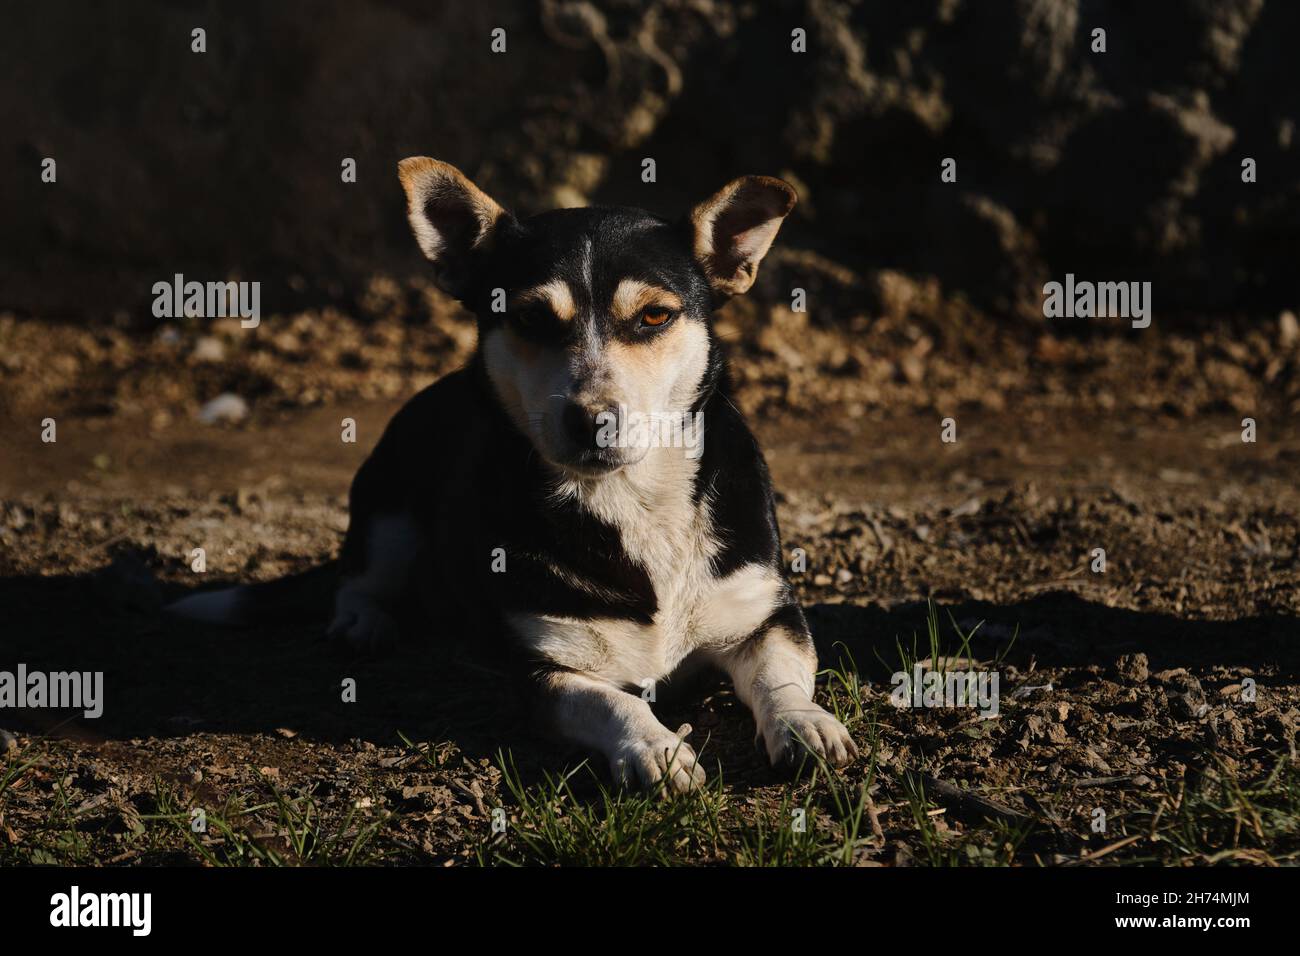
(689, 175, 797, 298)
(397, 157, 510, 294)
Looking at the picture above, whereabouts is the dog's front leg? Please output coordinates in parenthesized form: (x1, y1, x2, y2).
(536, 669, 706, 793)
(713, 608, 857, 769)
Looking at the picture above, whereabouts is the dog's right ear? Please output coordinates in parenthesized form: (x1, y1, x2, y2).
(397, 157, 510, 295)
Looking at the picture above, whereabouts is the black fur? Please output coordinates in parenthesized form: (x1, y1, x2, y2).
(339, 202, 800, 658)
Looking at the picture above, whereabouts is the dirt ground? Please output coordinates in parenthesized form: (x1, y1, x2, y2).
(1, 287, 1298, 866)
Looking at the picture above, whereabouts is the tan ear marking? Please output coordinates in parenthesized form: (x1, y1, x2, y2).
(690, 175, 796, 297)
(396, 156, 505, 265)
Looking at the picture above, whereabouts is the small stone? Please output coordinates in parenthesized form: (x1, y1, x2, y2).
(198, 393, 248, 425)
(1116, 653, 1149, 683)
(1280, 310, 1298, 348)
(1162, 672, 1209, 720)
(191, 336, 226, 362)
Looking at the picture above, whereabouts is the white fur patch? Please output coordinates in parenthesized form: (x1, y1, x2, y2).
(708, 623, 856, 768)
(482, 302, 713, 472)
(693, 563, 783, 644)
(165, 587, 244, 623)
(544, 669, 705, 791)
(517, 452, 781, 686)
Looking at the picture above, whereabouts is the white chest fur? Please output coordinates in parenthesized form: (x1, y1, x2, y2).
(511, 446, 781, 686)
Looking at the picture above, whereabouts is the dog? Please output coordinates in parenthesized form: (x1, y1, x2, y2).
(168, 157, 857, 792)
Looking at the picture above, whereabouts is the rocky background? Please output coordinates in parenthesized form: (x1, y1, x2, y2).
(3, 2, 1300, 869)
(3, 0, 1297, 324)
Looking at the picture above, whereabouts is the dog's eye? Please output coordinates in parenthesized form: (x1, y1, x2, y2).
(516, 306, 551, 328)
(640, 306, 675, 328)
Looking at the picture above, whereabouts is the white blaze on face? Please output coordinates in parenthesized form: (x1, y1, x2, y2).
(595, 278, 709, 427)
(482, 274, 711, 468)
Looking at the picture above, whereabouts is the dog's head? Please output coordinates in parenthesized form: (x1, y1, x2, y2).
(397, 157, 795, 476)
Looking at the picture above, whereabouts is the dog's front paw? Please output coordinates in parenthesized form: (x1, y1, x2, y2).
(760, 704, 857, 771)
(327, 600, 399, 651)
(610, 725, 706, 795)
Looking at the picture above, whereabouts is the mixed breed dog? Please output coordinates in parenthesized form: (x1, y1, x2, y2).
(168, 158, 856, 791)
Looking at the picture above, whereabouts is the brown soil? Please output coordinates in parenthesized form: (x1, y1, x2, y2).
(1, 291, 1297, 865)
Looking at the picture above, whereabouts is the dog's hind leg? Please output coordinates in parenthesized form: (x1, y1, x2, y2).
(328, 511, 423, 651)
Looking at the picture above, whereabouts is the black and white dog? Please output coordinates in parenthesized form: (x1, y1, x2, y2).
(169, 158, 856, 792)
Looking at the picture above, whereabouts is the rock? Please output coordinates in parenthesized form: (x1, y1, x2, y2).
(1161, 672, 1210, 720)
(1281, 311, 1299, 348)
(3, 2, 1295, 321)
(191, 336, 226, 362)
(1116, 653, 1150, 683)
(198, 393, 248, 425)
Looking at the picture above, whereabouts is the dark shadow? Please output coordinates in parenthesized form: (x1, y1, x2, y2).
(807, 595, 1300, 681)
(2, 566, 1296, 786)
(0, 568, 536, 763)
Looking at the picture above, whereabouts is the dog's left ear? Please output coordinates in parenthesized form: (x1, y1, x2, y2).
(689, 176, 797, 299)
(398, 157, 511, 295)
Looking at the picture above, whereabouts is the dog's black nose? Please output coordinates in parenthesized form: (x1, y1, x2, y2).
(561, 401, 609, 452)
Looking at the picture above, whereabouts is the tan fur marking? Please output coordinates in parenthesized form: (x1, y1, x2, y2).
(396, 157, 504, 261)
(611, 279, 682, 323)
(689, 175, 796, 296)
(517, 279, 577, 322)
(604, 320, 696, 401)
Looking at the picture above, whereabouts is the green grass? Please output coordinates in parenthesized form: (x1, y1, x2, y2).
(1117, 757, 1300, 865)
(140, 773, 389, 866)
(480, 704, 889, 867)
(477, 751, 729, 866)
(900, 770, 1037, 866)
(4, 600, 1296, 868)
(876, 599, 1018, 684)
